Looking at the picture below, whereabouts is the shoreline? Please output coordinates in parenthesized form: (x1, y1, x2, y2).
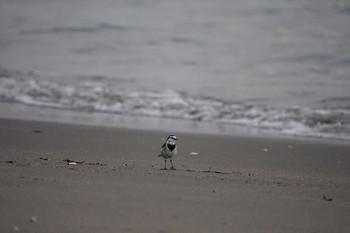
(1, 118, 350, 232)
(0, 102, 349, 145)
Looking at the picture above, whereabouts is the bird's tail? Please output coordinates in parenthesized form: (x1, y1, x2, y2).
(157, 154, 162, 157)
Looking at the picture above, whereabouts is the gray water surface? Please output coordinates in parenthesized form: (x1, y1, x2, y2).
(1, 0, 350, 140)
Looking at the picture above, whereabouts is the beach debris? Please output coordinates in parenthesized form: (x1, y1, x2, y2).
(203, 170, 229, 175)
(86, 162, 106, 166)
(184, 169, 231, 175)
(30, 216, 37, 223)
(322, 196, 333, 201)
(63, 159, 84, 165)
(123, 163, 128, 168)
(39, 157, 50, 161)
(263, 148, 268, 152)
(231, 171, 242, 175)
(13, 226, 19, 231)
(190, 152, 199, 156)
(31, 130, 42, 133)
(63, 159, 106, 166)
(1, 160, 16, 164)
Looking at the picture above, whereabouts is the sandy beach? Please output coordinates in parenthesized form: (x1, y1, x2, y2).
(1, 1, 350, 232)
(1, 118, 350, 233)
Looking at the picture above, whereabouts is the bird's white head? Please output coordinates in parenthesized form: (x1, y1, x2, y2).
(167, 135, 178, 145)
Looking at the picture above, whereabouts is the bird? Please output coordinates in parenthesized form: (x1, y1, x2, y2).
(158, 135, 178, 170)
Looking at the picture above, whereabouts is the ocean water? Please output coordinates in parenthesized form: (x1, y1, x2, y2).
(1, 0, 350, 141)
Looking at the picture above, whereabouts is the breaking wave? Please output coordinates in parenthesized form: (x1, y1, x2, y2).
(1, 75, 350, 141)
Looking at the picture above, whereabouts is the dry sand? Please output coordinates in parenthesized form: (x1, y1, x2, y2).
(1, 118, 349, 233)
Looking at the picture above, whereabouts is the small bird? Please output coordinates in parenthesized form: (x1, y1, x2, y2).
(158, 135, 178, 170)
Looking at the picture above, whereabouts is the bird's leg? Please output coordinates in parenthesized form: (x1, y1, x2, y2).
(162, 159, 167, 170)
(170, 159, 176, 170)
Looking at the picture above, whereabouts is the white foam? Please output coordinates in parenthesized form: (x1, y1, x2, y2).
(1, 76, 350, 141)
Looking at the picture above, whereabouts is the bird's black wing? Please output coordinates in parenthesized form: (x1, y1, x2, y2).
(161, 142, 166, 148)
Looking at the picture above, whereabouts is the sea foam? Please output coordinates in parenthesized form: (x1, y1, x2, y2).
(1, 75, 349, 141)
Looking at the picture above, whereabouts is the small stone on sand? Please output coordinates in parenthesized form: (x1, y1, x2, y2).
(30, 216, 37, 223)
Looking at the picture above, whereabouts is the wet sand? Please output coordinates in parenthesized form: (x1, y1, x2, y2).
(1, 118, 349, 233)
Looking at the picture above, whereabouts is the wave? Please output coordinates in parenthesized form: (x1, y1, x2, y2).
(0, 75, 350, 141)
(20, 23, 129, 35)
